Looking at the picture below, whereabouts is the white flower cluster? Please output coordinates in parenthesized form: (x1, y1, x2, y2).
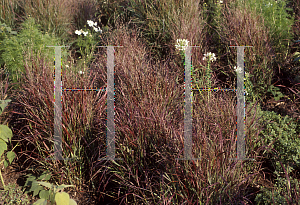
(234, 66, 243, 73)
(203, 52, 216, 62)
(75, 29, 88, 36)
(87, 20, 102, 33)
(75, 20, 102, 36)
(175, 39, 190, 51)
(78, 71, 85, 74)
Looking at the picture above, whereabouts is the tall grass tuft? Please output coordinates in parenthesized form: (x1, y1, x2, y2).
(15, 0, 90, 43)
(4, 46, 107, 195)
(217, 0, 277, 104)
(83, 17, 267, 203)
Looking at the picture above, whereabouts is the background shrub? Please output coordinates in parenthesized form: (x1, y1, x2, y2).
(257, 110, 300, 176)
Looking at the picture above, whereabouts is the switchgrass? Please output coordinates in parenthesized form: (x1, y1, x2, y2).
(78, 20, 266, 203)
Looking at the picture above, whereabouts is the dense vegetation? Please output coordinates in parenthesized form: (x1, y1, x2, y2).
(0, 0, 299, 204)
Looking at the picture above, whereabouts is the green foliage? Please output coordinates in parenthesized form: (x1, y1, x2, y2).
(0, 22, 17, 76)
(257, 110, 300, 174)
(24, 171, 77, 205)
(267, 85, 285, 101)
(244, 72, 283, 104)
(253, 107, 300, 204)
(0, 0, 21, 30)
(293, 40, 300, 62)
(71, 20, 103, 72)
(0, 17, 68, 91)
(229, 0, 294, 104)
(255, 176, 300, 204)
(0, 182, 30, 204)
(240, 0, 294, 59)
(0, 99, 17, 189)
(0, 22, 17, 37)
(243, 72, 255, 103)
(126, 0, 182, 59)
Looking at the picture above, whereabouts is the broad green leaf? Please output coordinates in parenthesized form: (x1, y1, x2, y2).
(24, 175, 36, 187)
(39, 190, 50, 200)
(55, 192, 70, 205)
(30, 181, 44, 197)
(0, 125, 12, 142)
(37, 181, 54, 189)
(33, 185, 44, 197)
(32, 198, 48, 205)
(38, 171, 52, 181)
(0, 140, 7, 156)
(30, 181, 39, 191)
(0, 99, 11, 114)
(57, 184, 75, 191)
(4, 159, 8, 168)
(5, 27, 11, 32)
(69, 199, 77, 205)
(6, 151, 16, 164)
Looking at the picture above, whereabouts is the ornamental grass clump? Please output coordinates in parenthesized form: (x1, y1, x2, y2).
(83, 21, 265, 204)
(5, 46, 104, 195)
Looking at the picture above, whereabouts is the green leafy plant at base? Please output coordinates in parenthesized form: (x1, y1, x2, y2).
(0, 21, 17, 38)
(0, 99, 17, 189)
(24, 171, 77, 205)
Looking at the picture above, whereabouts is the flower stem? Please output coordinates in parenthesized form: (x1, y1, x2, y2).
(206, 61, 211, 101)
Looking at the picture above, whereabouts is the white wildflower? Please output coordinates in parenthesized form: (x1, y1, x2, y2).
(82, 31, 88, 36)
(75, 30, 82, 35)
(175, 39, 190, 51)
(234, 66, 243, 73)
(87, 20, 94, 27)
(93, 26, 102, 33)
(203, 52, 216, 62)
(78, 71, 84, 74)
